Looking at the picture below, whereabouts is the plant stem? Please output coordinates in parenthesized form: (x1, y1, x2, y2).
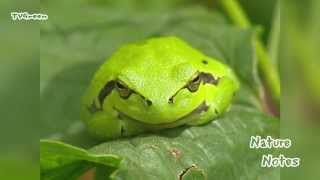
(268, 0, 280, 70)
(219, 0, 280, 107)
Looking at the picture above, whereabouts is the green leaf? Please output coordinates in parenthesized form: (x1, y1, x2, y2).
(40, 140, 121, 180)
(90, 106, 279, 180)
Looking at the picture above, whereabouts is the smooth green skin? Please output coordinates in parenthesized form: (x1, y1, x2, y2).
(82, 37, 239, 140)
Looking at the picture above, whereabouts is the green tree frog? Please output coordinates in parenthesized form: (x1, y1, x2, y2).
(81, 37, 239, 140)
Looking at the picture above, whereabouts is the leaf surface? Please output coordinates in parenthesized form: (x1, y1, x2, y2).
(40, 140, 121, 180)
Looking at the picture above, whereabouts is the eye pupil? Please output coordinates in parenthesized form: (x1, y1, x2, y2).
(116, 81, 132, 99)
(116, 82, 125, 89)
(192, 76, 200, 83)
(187, 75, 201, 92)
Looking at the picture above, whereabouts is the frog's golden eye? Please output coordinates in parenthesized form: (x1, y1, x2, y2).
(186, 75, 201, 92)
(116, 81, 132, 99)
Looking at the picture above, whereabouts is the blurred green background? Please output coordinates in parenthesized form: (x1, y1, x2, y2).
(1, 0, 319, 179)
(0, 0, 38, 179)
(281, 0, 320, 180)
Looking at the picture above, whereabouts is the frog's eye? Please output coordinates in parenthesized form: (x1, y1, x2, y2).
(186, 75, 201, 92)
(116, 81, 132, 99)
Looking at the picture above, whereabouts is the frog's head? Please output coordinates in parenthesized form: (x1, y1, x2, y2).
(83, 37, 239, 134)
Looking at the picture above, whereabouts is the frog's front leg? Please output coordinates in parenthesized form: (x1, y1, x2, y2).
(84, 104, 123, 139)
(85, 104, 147, 139)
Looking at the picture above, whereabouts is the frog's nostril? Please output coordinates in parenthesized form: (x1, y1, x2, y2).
(168, 97, 174, 104)
(146, 99, 152, 106)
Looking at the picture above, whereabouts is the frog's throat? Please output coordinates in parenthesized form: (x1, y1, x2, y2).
(113, 101, 209, 130)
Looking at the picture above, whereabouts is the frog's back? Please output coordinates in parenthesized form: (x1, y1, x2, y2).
(92, 37, 205, 100)
(85, 36, 237, 104)
(103, 36, 203, 72)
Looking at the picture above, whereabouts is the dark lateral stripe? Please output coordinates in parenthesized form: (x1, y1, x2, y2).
(88, 80, 116, 114)
(98, 80, 116, 108)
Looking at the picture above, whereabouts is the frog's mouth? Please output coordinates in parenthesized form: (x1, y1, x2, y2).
(113, 101, 209, 130)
